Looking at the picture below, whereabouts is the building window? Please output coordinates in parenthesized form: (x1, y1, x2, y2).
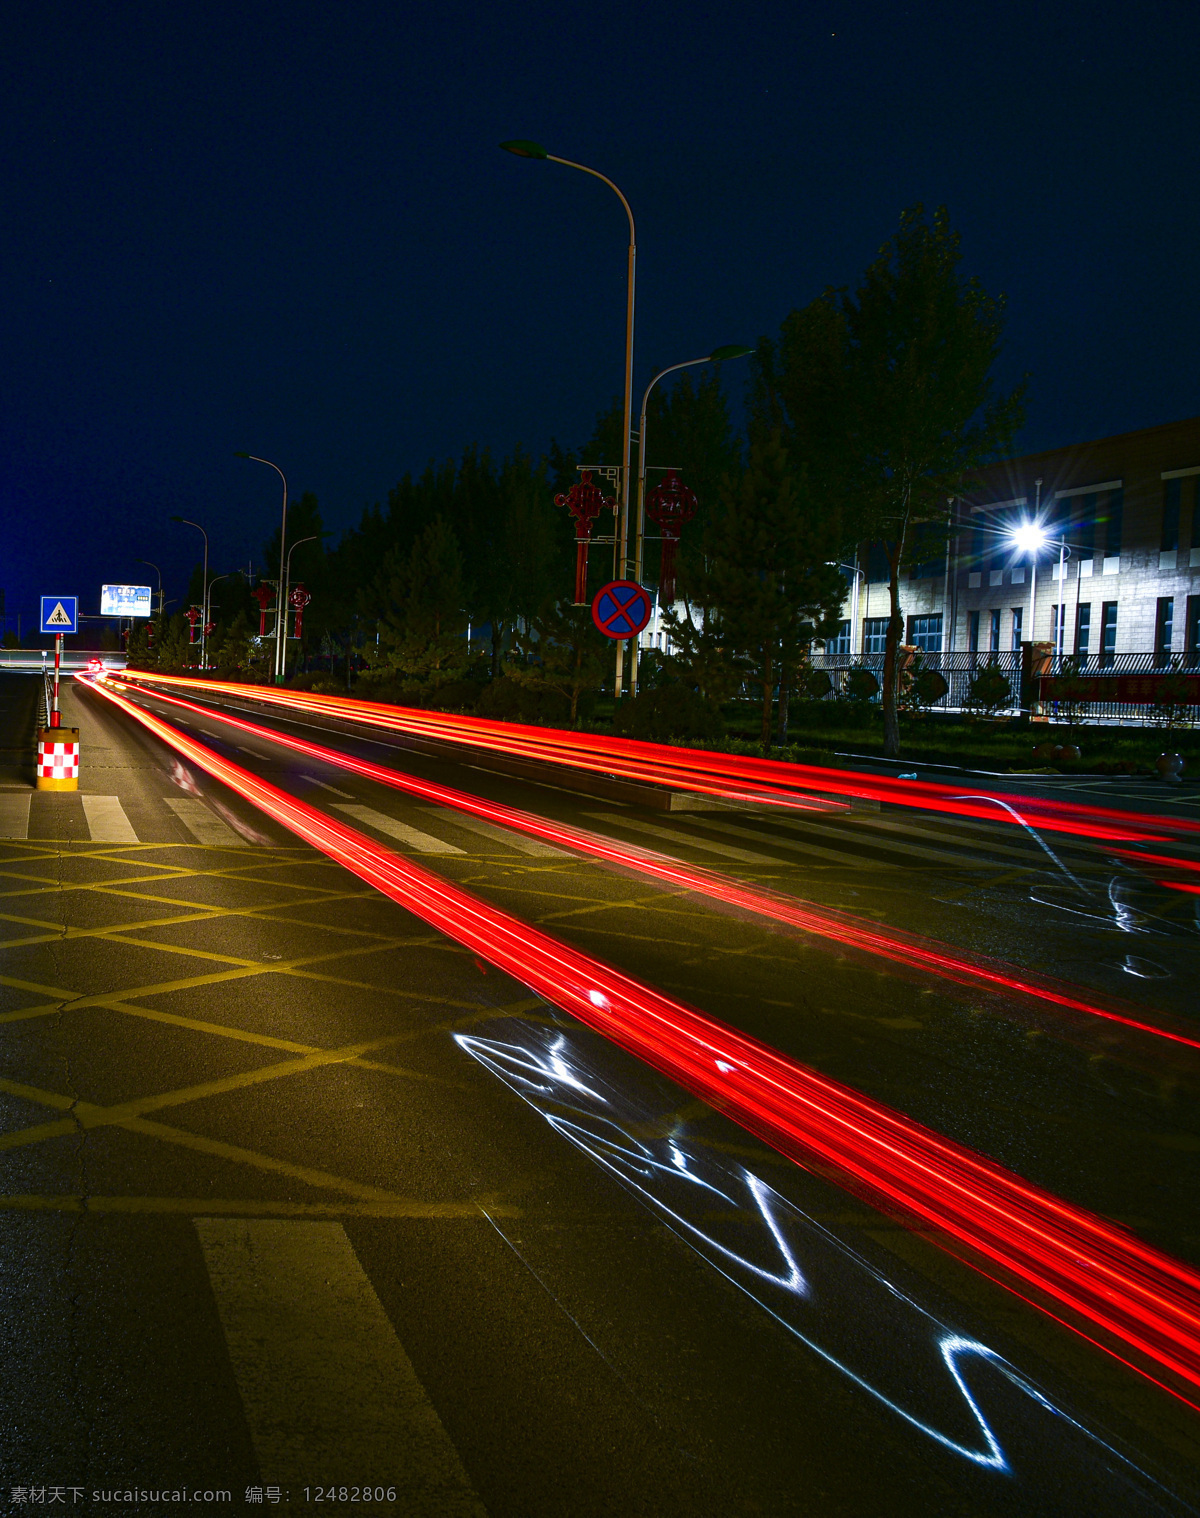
(906, 614, 943, 652)
(1155, 597, 1174, 666)
(1100, 601, 1118, 667)
(989, 609, 1001, 652)
(1076, 602, 1091, 662)
(1190, 480, 1200, 550)
(1163, 479, 1182, 552)
(968, 610, 980, 653)
(1050, 602, 1066, 652)
(825, 619, 851, 655)
(862, 617, 889, 654)
(1011, 606, 1023, 649)
(1187, 595, 1200, 667)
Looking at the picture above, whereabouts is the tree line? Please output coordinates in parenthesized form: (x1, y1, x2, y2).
(130, 204, 1025, 757)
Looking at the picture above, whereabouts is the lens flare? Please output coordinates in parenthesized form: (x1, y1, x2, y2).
(88, 674, 1200, 1406)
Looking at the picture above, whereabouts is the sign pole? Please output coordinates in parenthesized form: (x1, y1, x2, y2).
(51, 634, 62, 727)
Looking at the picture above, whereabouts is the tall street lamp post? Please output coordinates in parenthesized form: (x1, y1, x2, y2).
(500, 139, 638, 696)
(169, 516, 209, 671)
(203, 573, 233, 668)
(235, 453, 289, 684)
(629, 346, 753, 693)
(280, 534, 322, 682)
(135, 560, 164, 618)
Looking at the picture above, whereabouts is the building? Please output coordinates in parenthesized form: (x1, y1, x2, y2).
(825, 413, 1200, 670)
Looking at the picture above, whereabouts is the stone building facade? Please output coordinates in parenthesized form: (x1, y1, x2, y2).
(829, 413, 1200, 665)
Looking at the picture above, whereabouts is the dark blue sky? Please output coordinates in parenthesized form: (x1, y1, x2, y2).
(3, 0, 1198, 629)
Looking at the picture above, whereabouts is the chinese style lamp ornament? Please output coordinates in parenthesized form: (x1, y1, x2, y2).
(289, 582, 312, 640)
(555, 469, 614, 604)
(645, 469, 698, 605)
(252, 582, 275, 636)
(185, 606, 202, 645)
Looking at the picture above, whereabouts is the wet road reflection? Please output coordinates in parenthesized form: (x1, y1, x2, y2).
(458, 1015, 1196, 1515)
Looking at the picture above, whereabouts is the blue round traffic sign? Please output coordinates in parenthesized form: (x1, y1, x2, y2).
(592, 580, 652, 640)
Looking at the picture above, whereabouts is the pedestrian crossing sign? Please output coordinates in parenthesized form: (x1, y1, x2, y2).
(40, 595, 78, 633)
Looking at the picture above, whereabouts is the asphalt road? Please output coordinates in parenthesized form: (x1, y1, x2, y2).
(1, 671, 1198, 1516)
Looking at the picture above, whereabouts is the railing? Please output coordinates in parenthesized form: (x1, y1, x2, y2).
(806, 650, 1200, 725)
(0, 650, 127, 672)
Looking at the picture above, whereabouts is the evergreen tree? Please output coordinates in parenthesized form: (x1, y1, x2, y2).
(695, 432, 844, 752)
(752, 204, 1025, 756)
(510, 601, 607, 728)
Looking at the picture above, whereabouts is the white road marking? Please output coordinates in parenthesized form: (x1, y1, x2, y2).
(417, 807, 569, 856)
(81, 794, 138, 842)
(195, 1219, 486, 1508)
(692, 814, 984, 870)
(305, 774, 354, 798)
(0, 793, 31, 839)
(332, 804, 465, 854)
(584, 812, 778, 864)
(164, 797, 248, 847)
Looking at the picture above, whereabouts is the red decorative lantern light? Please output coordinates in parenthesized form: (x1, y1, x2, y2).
(555, 470, 614, 604)
(289, 582, 312, 640)
(252, 582, 275, 636)
(645, 468, 698, 605)
(185, 606, 202, 645)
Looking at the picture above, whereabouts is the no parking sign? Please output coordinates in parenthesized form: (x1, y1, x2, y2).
(591, 581, 652, 640)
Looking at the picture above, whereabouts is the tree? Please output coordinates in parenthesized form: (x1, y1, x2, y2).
(694, 432, 845, 753)
(752, 205, 1026, 756)
(509, 602, 607, 728)
(369, 515, 469, 691)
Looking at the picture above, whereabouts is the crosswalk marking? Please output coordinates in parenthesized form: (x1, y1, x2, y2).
(774, 812, 1051, 868)
(0, 793, 31, 839)
(305, 774, 354, 798)
(196, 1219, 486, 1507)
(164, 797, 248, 847)
(332, 804, 465, 854)
(584, 812, 779, 864)
(417, 807, 570, 856)
(81, 794, 138, 842)
(709, 815, 984, 870)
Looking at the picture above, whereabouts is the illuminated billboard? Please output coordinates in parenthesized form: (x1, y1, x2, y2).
(100, 584, 153, 618)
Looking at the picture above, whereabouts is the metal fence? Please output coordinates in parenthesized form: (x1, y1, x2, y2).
(805, 650, 1200, 726)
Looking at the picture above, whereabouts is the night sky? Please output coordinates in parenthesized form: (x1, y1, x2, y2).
(4, 0, 1199, 630)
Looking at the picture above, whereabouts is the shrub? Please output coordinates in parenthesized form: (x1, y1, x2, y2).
(843, 665, 880, 703)
(966, 662, 1012, 716)
(613, 684, 725, 742)
(476, 675, 588, 726)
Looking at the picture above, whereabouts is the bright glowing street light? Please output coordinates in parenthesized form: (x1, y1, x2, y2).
(1008, 521, 1049, 555)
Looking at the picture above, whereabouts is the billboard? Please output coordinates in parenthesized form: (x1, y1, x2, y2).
(101, 584, 153, 618)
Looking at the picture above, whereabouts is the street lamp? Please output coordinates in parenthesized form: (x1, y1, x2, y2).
(202, 573, 235, 668)
(169, 516, 209, 671)
(629, 345, 753, 692)
(135, 559, 164, 618)
(500, 138, 638, 696)
(235, 453, 288, 683)
(280, 534, 322, 681)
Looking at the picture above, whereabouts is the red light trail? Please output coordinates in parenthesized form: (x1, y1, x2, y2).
(115, 670, 1200, 846)
(89, 675, 1200, 1406)
(100, 675, 1200, 1057)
